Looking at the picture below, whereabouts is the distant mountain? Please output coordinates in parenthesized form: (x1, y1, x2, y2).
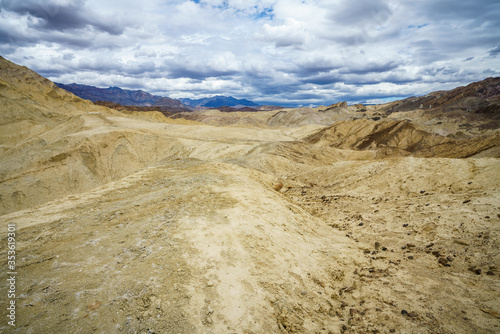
(180, 95, 259, 108)
(55, 83, 187, 110)
(56, 83, 260, 111)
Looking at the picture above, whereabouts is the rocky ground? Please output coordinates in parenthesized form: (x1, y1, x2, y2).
(1, 57, 499, 333)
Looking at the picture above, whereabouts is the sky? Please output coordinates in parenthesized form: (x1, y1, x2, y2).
(0, 0, 499, 107)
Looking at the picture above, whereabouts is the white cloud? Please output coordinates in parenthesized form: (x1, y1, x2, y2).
(259, 18, 309, 47)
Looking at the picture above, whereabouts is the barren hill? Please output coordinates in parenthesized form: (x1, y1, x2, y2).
(1, 57, 499, 334)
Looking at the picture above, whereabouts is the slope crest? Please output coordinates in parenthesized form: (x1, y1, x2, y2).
(304, 119, 500, 158)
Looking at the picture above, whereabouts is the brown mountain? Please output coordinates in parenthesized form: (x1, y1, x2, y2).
(386, 77, 500, 113)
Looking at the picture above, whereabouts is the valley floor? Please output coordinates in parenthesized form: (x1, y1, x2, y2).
(1, 153, 499, 334)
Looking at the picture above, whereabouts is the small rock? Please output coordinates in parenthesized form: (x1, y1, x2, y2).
(486, 271, 495, 276)
(408, 256, 414, 260)
(87, 301, 102, 311)
(375, 242, 381, 250)
(301, 291, 307, 295)
(403, 224, 408, 227)
(438, 258, 449, 266)
(358, 222, 364, 226)
(382, 247, 388, 251)
(349, 308, 358, 316)
(425, 243, 434, 248)
(468, 266, 481, 275)
(463, 199, 471, 204)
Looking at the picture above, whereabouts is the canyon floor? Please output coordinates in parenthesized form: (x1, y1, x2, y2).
(1, 58, 499, 333)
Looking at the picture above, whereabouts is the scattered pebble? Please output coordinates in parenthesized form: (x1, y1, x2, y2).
(438, 258, 451, 267)
(468, 267, 482, 275)
(87, 301, 102, 311)
(401, 309, 418, 318)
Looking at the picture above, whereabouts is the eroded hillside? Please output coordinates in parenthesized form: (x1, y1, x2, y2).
(1, 57, 499, 333)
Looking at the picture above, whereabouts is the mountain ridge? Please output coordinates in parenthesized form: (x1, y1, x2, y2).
(55, 82, 261, 109)
(55, 82, 187, 110)
(180, 95, 259, 108)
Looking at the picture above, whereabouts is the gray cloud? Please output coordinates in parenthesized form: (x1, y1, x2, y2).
(327, 0, 392, 26)
(488, 45, 500, 57)
(0, 0, 123, 34)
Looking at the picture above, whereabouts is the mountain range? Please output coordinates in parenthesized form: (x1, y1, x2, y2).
(180, 96, 258, 108)
(55, 83, 260, 110)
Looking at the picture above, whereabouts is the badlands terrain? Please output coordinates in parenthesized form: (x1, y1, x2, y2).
(1, 56, 499, 333)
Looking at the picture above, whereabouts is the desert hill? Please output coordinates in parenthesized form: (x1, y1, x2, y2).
(386, 77, 500, 113)
(1, 57, 499, 334)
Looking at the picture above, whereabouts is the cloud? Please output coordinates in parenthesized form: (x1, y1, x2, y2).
(0, 0, 499, 106)
(259, 18, 309, 47)
(0, 0, 124, 34)
(165, 51, 242, 79)
(326, 0, 392, 27)
(488, 45, 500, 57)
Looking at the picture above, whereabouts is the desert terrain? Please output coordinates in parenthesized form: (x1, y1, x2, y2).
(1, 57, 499, 333)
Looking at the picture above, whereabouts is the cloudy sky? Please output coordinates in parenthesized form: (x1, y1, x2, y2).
(1, 0, 499, 106)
